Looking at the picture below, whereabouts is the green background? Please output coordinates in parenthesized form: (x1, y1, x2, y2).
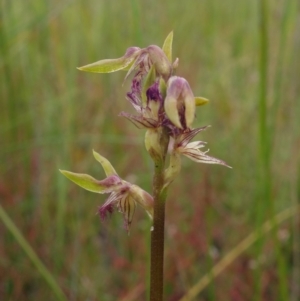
(1, 0, 299, 300)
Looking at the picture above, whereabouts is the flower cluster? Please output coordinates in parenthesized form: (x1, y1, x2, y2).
(61, 32, 230, 232)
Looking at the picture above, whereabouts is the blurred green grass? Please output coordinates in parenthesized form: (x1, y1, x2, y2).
(0, 0, 299, 300)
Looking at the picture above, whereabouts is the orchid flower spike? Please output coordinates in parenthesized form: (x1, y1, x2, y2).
(60, 150, 153, 232)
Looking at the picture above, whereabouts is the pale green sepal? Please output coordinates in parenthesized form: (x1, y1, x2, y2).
(121, 61, 135, 71)
(142, 65, 156, 105)
(145, 128, 164, 162)
(195, 96, 209, 106)
(130, 185, 154, 211)
(92, 150, 118, 177)
(162, 31, 173, 62)
(59, 170, 109, 193)
(77, 57, 134, 73)
(123, 54, 143, 83)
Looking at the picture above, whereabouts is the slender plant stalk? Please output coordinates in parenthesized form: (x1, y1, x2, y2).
(150, 129, 169, 301)
(0, 204, 67, 301)
(150, 168, 167, 301)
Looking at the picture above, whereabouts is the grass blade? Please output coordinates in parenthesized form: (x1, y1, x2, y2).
(179, 205, 300, 301)
(0, 204, 67, 301)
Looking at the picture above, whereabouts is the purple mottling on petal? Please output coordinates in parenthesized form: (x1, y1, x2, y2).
(98, 203, 114, 220)
(146, 82, 161, 103)
(126, 77, 144, 112)
(177, 126, 210, 147)
(120, 186, 130, 194)
(119, 112, 158, 129)
(146, 82, 165, 121)
(132, 77, 141, 92)
(178, 104, 187, 129)
(125, 49, 161, 114)
(162, 118, 182, 137)
(126, 91, 140, 106)
(124, 47, 141, 58)
(98, 175, 122, 187)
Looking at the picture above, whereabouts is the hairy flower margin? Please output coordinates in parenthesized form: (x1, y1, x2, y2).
(61, 32, 230, 231)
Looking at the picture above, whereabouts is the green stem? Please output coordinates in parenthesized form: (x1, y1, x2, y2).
(150, 128, 169, 301)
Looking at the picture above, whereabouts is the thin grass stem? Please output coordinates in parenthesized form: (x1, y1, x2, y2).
(179, 205, 300, 301)
(0, 204, 67, 301)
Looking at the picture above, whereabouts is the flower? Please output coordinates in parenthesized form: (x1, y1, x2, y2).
(174, 126, 231, 166)
(119, 80, 162, 130)
(164, 126, 231, 186)
(164, 76, 196, 130)
(77, 31, 177, 81)
(60, 150, 153, 232)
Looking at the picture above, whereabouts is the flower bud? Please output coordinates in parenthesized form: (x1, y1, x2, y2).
(164, 76, 195, 129)
(147, 45, 172, 81)
(145, 128, 164, 162)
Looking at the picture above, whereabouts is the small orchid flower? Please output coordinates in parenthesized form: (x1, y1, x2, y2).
(174, 127, 230, 165)
(165, 126, 231, 186)
(78, 32, 176, 114)
(164, 76, 196, 130)
(119, 83, 162, 132)
(77, 34, 175, 82)
(60, 150, 153, 232)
